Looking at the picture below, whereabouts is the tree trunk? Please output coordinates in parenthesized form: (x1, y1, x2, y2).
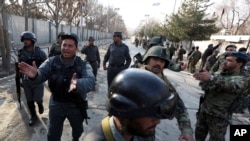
(0, 0, 11, 72)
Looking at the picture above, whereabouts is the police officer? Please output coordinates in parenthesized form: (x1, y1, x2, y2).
(82, 68, 178, 141)
(141, 46, 194, 141)
(81, 37, 101, 79)
(103, 32, 131, 88)
(194, 52, 249, 141)
(18, 31, 47, 126)
(18, 33, 95, 141)
(48, 31, 65, 57)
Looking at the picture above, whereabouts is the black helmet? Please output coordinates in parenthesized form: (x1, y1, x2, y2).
(107, 68, 178, 119)
(143, 46, 170, 63)
(20, 31, 37, 43)
(61, 33, 79, 46)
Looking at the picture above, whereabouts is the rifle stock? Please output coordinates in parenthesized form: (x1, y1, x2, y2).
(15, 62, 22, 109)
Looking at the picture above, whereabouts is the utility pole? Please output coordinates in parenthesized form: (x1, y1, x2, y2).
(106, 0, 109, 33)
(23, 0, 28, 31)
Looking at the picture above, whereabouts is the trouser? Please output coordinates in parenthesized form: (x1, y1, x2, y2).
(176, 56, 183, 63)
(195, 108, 229, 141)
(199, 60, 206, 71)
(89, 61, 98, 78)
(22, 79, 44, 116)
(189, 60, 198, 73)
(169, 53, 174, 60)
(107, 66, 125, 88)
(22, 78, 44, 102)
(47, 98, 84, 141)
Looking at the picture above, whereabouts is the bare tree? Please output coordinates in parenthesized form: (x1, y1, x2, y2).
(217, 0, 250, 35)
(44, 0, 87, 36)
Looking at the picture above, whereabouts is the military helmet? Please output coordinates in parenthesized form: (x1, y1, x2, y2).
(20, 31, 37, 43)
(107, 68, 178, 119)
(143, 46, 170, 63)
(57, 32, 65, 38)
(148, 36, 164, 47)
(61, 33, 79, 46)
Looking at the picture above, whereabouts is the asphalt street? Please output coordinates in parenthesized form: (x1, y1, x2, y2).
(0, 39, 249, 141)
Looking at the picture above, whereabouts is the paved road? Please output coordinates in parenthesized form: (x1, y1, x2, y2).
(0, 39, 249, 141)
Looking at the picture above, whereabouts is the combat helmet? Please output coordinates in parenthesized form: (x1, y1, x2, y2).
(57, 32, 65, 38)
(107, 68, 178, 119)
(148, 36, 164, 48)
(143, 46, 170, 65)
(20, 31, 37, 43)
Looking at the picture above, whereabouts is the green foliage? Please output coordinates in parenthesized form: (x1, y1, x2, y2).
(165, 0, 219, 42)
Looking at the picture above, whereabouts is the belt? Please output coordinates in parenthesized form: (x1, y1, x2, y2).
(110, 64, 124, 68)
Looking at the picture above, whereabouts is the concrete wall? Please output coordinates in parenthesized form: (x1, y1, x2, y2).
(4, 13, 112, 47)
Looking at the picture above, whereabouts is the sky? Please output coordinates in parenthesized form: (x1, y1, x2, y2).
(98, 0, 224, 31)
(98, 0, 182, 30)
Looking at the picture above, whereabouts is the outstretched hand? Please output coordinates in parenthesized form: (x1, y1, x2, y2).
(68, 73, 77, 93)
(18, 61, 38, 79)
(193, 70, 211, 81)
(178, 133, 195, 141)
(179, 62, 187, 71)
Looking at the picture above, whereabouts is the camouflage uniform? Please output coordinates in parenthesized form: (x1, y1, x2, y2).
(188, 50, 202, 73)
(169, 44, 176, 60)
(175, 48, 186, 63)
(204, 55, 218, 71)
(210, 53, 227, 74)
(49, 43, 61, 57)
(142, 66, 193, 135)
(195, 70, 249, 141)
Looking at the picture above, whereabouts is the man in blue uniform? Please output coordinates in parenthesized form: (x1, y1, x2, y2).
(18, 31, 47, 126)
(18, 33, 95, 141)
(103, 32, 131, 88)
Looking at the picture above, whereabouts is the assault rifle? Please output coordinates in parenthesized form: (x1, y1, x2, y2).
(196, 95, 204, 119)
(131, 52, 143, 68)
(15, 62, 22, 109)
(73, 93, 90, 124)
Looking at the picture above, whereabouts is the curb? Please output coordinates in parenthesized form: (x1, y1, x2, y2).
(0, 73, 15, 82)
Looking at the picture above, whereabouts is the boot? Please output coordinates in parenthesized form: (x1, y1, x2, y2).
(37, 101, 44, 114)
(27, 101, 38, 126)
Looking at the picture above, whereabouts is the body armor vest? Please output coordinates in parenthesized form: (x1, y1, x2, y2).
(48, 55, 85, 102)
(18, 46, 44, 67)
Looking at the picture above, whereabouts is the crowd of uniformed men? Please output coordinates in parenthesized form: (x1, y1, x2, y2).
(15, 30, 250, 141)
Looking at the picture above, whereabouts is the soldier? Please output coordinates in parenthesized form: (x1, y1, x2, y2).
(193, 52, 249, 141)
(18, 33, 95, 141)
(210, 44, 237, 74)
(188, 46, 202, 73)
(103, 32, 131, 88)
(18, 31, 47, 126)
(203, 49, 220, 71)
(48, 32, 65, 57)
(81, 37, 101, 79)
(199, 42, 221, 70)
(141, 46, 194, 141)
(176, 45, 186, 63)
(82, 68, 178, 141)
(169, 43, 177, 60)
(187, 46, 195, 69)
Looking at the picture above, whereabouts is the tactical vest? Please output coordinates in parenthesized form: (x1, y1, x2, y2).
(48, 55, 85, 102)
(18, 46, 44, 67)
